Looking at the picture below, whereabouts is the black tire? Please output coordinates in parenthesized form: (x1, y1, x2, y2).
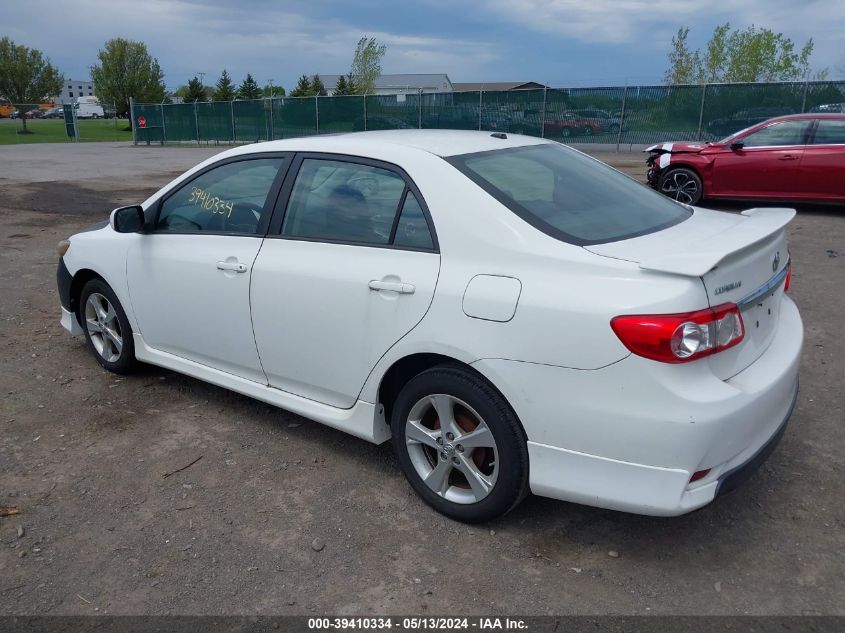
(658, 166, 703, 205)
(390, 365, 529, 523)
(79, 278, 137, 374)
(583, 126, 593, 136)
(608, 123, 620, 134)
(560, 127, 572, 138)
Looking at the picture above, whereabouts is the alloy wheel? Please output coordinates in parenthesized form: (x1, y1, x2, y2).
(661, 170, 700, 204)
(405, 394, 499, 504)
(85, 292, 123, 363)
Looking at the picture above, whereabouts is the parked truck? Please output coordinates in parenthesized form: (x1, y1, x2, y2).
(74, 96, 105, 119)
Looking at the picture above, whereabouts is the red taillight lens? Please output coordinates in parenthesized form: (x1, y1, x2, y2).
(784, 262, 792, 292)
(610, 303, 745, 363)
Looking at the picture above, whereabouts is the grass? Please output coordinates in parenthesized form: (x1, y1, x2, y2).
(0, 118, 132, 144)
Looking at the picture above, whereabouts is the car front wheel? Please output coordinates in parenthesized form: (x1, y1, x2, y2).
(80, 278, 136, 374)
(659, 167, 703, 205)
(390, 366, 529, 523)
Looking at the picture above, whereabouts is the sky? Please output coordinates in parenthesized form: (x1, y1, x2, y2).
(4, 0, 844, 91)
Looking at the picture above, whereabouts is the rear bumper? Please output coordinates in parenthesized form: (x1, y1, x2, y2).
(473, 295, 803, 516)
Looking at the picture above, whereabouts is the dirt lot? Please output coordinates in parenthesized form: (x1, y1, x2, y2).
(1, 142, 843, 616)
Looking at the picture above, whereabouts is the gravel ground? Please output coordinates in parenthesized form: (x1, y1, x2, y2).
(1, 142, 843, 616)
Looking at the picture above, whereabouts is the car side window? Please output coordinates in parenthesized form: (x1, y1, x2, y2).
(393, 191, 434, 250)
(813, 119, 845, 145)
(156, 158, 284, 234)
(281, 159, 407, 245)
(740, 121, 809, 148)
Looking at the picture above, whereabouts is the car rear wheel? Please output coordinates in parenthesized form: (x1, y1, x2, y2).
(659, 167, 703, 205)
(583, 126, 593, 136)
(390, 365, 529, 523)
(80, 279, 136, 374)
(560, 127, 572, 138)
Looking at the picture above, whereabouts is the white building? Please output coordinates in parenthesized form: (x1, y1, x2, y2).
(57, 78, 95, 104)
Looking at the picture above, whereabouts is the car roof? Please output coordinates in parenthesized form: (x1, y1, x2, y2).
(225, 129, 550, 160)
(767, 113, 845, 122)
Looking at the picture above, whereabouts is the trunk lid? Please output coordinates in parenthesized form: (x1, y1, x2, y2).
(587, 207, 794, 379)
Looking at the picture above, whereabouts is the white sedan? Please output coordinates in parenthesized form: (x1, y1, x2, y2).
(56, 130, 802, 523)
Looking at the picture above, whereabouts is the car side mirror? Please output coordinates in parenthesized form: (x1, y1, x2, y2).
(730, 141, 745, 151)
(110, 205, 145, 233)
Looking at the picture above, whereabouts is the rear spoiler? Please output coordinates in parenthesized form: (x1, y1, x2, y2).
(635, 208, 796, 277)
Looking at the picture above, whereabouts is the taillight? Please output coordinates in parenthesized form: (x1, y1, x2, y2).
(784, 262, 792, 292)
(610, 303, 744, 364)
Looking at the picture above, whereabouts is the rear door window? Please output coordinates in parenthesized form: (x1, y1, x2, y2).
(447, 144, 690, 245)
(812, 119, 845, 144)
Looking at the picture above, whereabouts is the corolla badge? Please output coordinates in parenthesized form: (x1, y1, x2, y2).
(772, 251, 781, 272)
(714, 281, 742, 295)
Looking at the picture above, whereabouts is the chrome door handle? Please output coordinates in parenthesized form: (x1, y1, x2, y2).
(368, 280, 415, 294)
(217, 260, 248, 273)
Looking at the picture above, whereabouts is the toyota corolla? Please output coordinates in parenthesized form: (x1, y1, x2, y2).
(56, 130, 802, 523)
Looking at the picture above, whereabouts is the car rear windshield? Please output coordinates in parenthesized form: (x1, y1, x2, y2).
(447, 144, 691, 245)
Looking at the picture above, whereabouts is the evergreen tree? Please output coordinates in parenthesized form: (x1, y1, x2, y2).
(311, 74, 327, 96)
(185, 76, 207, 103)
(213, 69, 236, 101)
(345, 74, 358, 96)
(237, 73, 262, 100)
(290, 74, 312, 97)
(334, 74, 350, 96)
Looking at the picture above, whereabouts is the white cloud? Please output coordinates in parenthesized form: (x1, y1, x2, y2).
(482, 0, 845, 69)
(5, 0, 500, 88)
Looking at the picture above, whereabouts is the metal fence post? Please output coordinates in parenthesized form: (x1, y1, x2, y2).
(540, 87, 547, 138)
(801, 78, 809, 113)
(160, 102, 167, 145)
(268, 97, 273, 140)
(230, 100, 236, 143)
(130, 97, 136, 145)
(478, 90, 483, 131)
(363, 94, 367, 131)
(616, 85, 628, 151)
(696, 83, 707, 140)
(418, 89, 423, 129)
(194, 101, 200, 144)
(315, 95, 320, 134)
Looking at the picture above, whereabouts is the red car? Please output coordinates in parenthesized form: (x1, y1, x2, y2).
(646, 113, 845, 205)
(543, 112, 603, 138)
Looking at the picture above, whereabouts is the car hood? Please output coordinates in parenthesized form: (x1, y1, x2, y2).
(644, 142, 709, 155)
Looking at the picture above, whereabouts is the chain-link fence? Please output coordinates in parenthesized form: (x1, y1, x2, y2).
(131, 80, 845, 149)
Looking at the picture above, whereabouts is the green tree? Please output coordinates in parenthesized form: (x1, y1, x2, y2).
(90, 38, 166, 118)
(184, 76, 207, 103)
(237, 73, 262, 100)
(665, 23, 816, 84)
(348, 36, 386, 95)
(262, 85, 285, 97)
(333, 74, 350, 95)
(0, 37, 63, 133)
(213, 69, 235, 101)
(290, 74, 312, 97)
(664, 27, 700, 84)
(345, 74, 358, 96)
(311, 74, 327, 96)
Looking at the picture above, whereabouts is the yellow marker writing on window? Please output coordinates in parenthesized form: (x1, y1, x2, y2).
(188, 186, 234, 218)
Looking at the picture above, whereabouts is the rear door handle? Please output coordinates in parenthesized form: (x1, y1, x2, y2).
(217, 260, 248, 273)
(368, 280, 415, 294)
(778, 154, 799, 161)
